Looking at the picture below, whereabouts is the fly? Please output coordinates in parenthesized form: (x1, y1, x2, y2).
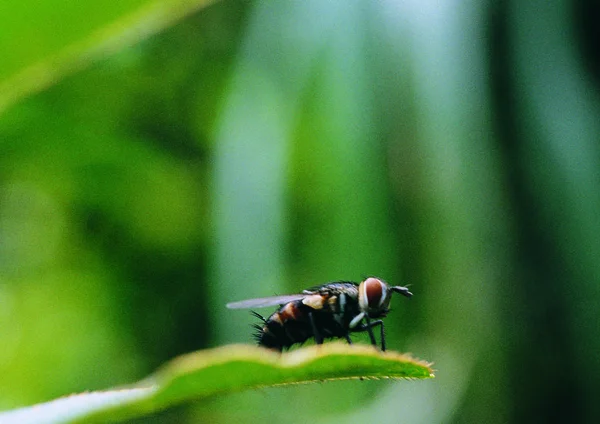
(226, 277, 412, 352)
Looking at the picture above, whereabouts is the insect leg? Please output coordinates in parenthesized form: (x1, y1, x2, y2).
(353, 318, 386, 351)
(365, 316, 377, 347)
(308, 312, 324, 345)
(378, 321, 386, 352)
(344, 334, 353, 345)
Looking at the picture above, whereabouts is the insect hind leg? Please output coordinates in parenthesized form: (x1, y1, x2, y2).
(308, 312, 324, 345)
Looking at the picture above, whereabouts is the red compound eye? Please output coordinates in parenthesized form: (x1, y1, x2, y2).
(363, 277, 385, 309)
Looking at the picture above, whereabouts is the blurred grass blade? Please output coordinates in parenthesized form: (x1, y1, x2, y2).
(0, 0, 216, 115)
(0, 344, 434, 424)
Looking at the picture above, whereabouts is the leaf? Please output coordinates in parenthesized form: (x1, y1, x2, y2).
(0, 0, 217, 115)
(0, 343, 434, 424)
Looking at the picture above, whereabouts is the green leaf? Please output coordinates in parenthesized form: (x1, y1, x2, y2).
(0, 343, 434, 424)
(0, 0, 217, 115)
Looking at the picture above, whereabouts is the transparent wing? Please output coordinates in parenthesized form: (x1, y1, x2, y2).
(226, 294, 308, 309)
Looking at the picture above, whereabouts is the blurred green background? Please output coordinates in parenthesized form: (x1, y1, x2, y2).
(1, 0, 600, 423)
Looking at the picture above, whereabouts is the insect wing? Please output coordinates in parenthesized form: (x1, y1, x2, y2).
(226, 294, 307, 309)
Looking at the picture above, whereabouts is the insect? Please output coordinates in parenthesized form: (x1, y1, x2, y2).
(226, 277, 412, 352)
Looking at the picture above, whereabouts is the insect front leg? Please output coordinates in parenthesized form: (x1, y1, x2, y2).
(353, 317, 386, 351)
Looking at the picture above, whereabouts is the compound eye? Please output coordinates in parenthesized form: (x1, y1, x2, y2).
(362, 277, 386, 310)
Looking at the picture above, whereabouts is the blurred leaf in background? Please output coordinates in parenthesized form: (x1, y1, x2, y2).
(0, 0, 238, 409)
(1, 0, 600, 423)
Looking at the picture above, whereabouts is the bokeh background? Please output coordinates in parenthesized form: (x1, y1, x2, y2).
(1, 0, 600, 423)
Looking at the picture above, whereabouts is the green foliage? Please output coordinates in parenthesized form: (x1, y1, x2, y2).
(0, 0, 216, 114)
(0, 344, 433, 424)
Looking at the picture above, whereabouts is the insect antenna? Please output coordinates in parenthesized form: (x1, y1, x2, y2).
(391, 286, 413, 297)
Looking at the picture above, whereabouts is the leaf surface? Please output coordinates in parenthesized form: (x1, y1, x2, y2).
(0, 343, 434, 424)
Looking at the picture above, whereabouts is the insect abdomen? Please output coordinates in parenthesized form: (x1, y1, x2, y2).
(255, 300, 315, 350)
